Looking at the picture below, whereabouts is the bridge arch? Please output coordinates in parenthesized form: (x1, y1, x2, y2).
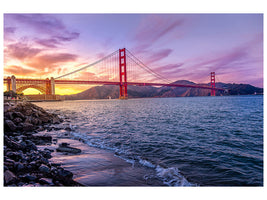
(16, 85, 46, 94)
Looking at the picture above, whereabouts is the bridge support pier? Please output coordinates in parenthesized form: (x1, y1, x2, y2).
(11, 75, 16, 93)
(51, 77, 55, 95)
(119, 48, 128, 99)
(45, 78, 52, 95)
(210, 72, 215, 96)
(6, 77, 11, 92)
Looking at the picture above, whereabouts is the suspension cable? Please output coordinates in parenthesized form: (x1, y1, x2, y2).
(55, 50, 119, 79)
(126, 49, 173, 83)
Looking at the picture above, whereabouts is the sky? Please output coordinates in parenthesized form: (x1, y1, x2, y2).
(3, 13, 263, 94)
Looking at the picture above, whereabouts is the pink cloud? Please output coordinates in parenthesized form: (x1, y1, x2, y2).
(26, 53, 78, 70)
(5, 42, 42, 61)
(74, 71, 99, 81)
(4, 65, 36, 76)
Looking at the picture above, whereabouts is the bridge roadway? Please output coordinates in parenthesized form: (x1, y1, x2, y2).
(4, 78, 225, 91)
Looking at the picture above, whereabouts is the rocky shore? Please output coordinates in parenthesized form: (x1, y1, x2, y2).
(4, 101, 83, 186)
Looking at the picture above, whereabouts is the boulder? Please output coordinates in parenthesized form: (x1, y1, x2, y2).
(22, 123, 34, 132)
(39, 116, 50, 123)
(13, 117, 23, 124)
(31, 134, 52, 145)
(13, 111, 25, 119)
(39, 164, 50, 174)
(23, 174, 37, 182)
(5, 120, 17, 131)
(5, 112, 14, 120)
(15, 162, 25, 172)
(39, 178, 54, 186)
(4, 136, 26, 151)
(4, 170, 17, 185)
(56, 143, 81, 154)
(52, 115, 61, 124)
(4, 105, 12, 112)
(54, 168, 74, 185)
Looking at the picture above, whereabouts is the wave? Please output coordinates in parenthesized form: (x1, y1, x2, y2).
(70, 130, 195, 186)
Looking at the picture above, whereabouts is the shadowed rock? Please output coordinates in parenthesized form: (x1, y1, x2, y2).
(56, 143, 81, 154)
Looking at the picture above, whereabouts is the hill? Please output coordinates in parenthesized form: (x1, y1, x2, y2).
(64, 80, 263, 100)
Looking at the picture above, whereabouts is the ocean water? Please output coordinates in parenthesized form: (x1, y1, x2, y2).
(35, 95, 263, 186)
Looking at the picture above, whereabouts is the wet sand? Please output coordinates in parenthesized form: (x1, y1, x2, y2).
(39, 137, 164, 186)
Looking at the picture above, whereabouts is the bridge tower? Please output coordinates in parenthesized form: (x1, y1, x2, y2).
(210, 72, 215, 96)
(119, 48, 128, 99)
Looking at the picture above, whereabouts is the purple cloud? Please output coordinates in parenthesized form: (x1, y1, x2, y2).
(7, 14, 80, 48)
(9, 14, 65, 34)
(155, 63, 184, 73)
(35, 38, 60, 48)
(146, 49, 173, 64)
(166, 38, 263, 85)
(5, 42, 42, 60)
(132, 16, 184, 53)
(55, 31, 80, 42)
(4, 27, 16, 34)
(134, 17, 183, 44)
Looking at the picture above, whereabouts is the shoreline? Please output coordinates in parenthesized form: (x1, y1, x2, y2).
(39, 136, 164, 186)
(3, 101, 164, 186)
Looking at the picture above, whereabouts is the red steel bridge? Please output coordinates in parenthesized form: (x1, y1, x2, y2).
(4, 48, 224, 99)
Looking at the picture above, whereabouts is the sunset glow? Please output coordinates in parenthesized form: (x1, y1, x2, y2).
(4, 14, 263, 95)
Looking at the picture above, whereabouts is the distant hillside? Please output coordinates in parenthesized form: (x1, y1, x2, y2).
(64, 80, 263, 100)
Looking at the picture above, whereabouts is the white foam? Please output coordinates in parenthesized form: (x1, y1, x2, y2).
(156, 165, 195, 186)
(69, 131, 196, 186)
(139, 159, 156, 168)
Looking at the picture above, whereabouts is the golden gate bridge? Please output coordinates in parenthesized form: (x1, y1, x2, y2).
(4, 48, 224, 99)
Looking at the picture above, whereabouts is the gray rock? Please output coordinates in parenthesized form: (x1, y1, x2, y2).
(64, 127, 72, 131)
(24, 174, 37, 181)
(39, 164, 50, 173)
(16, 162, 25, 172)
(39, 178, 54, 186)
(31, 134, 52, 145)
(22, 122, 34, 132)
(5, 119, 17, 131)
(13, 117, 23, 124)
(4, 105, 12, 112)
(14, 111, 25, 119)
(5, 112, 14, 120)
(39, 116, 50, 123)
(4, 136, 25, 150)
(25, 109, 32, 116)
(31, 118, 39, 125)
(4, 170, 17, 185)
(17, 182, 24, 186)
(56, 143, 81, 154)
(54, 168, 74, 185)
(25, 140, 37, 150)
(24, 116, 32, 124)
